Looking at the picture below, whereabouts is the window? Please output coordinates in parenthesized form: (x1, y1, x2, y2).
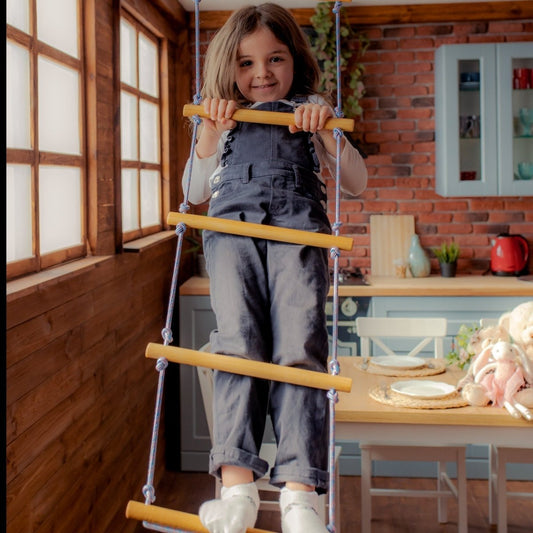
(6, 0, 86, 279)
(120, 12, 163, 242)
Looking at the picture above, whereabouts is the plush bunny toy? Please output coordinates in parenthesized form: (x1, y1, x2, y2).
(458, 301, 533, 418)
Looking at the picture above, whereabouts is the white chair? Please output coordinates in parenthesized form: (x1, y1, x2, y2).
(481, 316, 533, 532)
(355, 317, 468, 533)
(489, 445, 533, 533)
(196, 344, 342, 530)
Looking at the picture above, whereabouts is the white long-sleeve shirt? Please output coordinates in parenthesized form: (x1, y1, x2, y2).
(182, 96, 368, 205)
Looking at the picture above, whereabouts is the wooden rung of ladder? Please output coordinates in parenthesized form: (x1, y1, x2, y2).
(167, 213, 353, 251)
(145, 343, 352, 393)
(183, 104, 355, 132)
(125, 500, 275, 532)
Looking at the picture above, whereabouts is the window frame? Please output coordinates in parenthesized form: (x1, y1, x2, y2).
(119, 9, 164, 243)
(6, 0, 87, 280)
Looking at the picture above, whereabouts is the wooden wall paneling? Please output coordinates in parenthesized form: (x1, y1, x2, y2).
(191, 2, 533, 29)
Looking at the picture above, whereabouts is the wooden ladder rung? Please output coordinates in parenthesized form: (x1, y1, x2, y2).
(167, 213, 353, 251)
(183, 103, 355, 132)
(125, 500, 275, 532)
(145, 343, 352, 393)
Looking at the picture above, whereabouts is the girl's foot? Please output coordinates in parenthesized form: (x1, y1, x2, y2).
(199, 482, 259, 533)
(280, 488, 328, 533)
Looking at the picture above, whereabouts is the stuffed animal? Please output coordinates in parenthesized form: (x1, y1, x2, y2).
(457, 300, 533, 419)
(458, 341, 533, 410)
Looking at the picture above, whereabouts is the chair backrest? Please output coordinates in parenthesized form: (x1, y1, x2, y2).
(355, 317, 447, 359)
(196, 343, 215, 441)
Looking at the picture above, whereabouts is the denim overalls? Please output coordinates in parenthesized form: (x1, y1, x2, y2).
(203, 100, 332, 493)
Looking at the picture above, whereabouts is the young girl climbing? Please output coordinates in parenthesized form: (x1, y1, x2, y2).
(182, 4, 367, 533)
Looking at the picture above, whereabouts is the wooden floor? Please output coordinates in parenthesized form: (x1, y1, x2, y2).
(133, 471, 533, 532)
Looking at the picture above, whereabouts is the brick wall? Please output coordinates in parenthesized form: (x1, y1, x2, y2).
(192, 20, 533, 276)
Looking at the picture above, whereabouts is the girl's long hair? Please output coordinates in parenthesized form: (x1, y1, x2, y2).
(201, 3, 321, 104)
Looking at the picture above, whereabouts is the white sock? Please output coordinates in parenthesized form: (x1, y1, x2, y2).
(199, 482, 259, 533)
(280, 488, 329, 533)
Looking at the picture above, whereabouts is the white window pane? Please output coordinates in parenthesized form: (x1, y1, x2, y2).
(38, 56, 81, 154)
(121, 169, 139, 232)
(121, 92, 138, 160)
(139, 34, 158, 97)
(39, 166, 82, 254)
(139, 100, 160, 163)
(7, 0, 30, 33)
(7, 41, 31, 149)
(140, 170, 161, 227)
(120, 19, 137, 87)
(37, 0, 79, 58)
(6, 164, 33, 262)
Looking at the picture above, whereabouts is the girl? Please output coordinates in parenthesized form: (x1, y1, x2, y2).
(182, 4, 367, 533)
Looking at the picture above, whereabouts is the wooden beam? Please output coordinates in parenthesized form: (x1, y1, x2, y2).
(126, 501, 275, 532)
(183, 103, 355, 131)
(166, 213, 354, 251)
(145, 343, 353, 393)
(188, 2, 533, 29)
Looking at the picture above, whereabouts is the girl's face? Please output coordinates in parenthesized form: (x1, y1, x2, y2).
(235, 27, 294, 103)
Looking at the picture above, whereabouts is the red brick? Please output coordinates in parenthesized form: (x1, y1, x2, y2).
(379, 142, 413, 154)
(392, 153, 429, 164)
(397, 61, 432, 74)
(398, 202, 433, 213)
(488, 22, 526, 34)
(469, 199, 506, 210)
(469, 35, 505, 44)
(364, 63, 396, 75)
(397, 108, 432, 119)
(394, 85, 429, 97)
(434, 200, 470, 211)
(381, 120, 416, 131)
(412, 164, 435, 176)
(399, 38, 435, 49)
(378, 51, 415, 63)
(380, 74, 416, 86)
(383, 26, 416, 38)
(437, 223, 473, 234)
(363, 201, 398, 213)
(364, 132, 400, 143)
(417, 119, 435, 130)
(419, 213, 453, 223)
(379, 189, 414, 200)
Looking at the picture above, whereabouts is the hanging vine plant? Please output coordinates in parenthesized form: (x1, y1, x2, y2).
(310, 2, 369, 118)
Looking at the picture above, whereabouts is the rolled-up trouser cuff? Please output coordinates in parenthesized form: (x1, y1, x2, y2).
(269, 464, 329, 495)
(209, 446, 270, 482)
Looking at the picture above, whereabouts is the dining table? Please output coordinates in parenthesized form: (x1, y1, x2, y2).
(334, 356, 533, 530)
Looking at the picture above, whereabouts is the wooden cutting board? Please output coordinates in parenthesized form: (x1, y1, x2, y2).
(370, 215, 415, 276)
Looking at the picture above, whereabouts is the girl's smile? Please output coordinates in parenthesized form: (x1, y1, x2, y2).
(235, 27, 294, 103)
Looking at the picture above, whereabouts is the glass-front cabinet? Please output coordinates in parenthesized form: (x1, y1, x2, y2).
(435, 42, 533, 197)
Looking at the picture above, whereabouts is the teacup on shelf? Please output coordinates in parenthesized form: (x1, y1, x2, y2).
(517, 162, 533, 180)
(519, 108, 533, 137)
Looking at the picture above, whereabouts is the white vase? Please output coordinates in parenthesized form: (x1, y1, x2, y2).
(408, 235, 431, 277)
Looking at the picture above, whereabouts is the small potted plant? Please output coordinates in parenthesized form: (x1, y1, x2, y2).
(433, 241, 460, 277)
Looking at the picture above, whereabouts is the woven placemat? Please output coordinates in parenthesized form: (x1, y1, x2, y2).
(354, 358, 447, 377)
(369, 385, 469, 409)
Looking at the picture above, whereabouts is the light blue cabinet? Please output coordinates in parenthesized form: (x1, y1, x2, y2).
(436, 42, 533, 197)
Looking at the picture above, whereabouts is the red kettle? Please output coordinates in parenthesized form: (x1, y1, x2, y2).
(490, 233, 529, 276)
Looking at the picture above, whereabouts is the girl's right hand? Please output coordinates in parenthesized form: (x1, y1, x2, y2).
(202, 97, 238, 134)
(195, 98, 238, 159)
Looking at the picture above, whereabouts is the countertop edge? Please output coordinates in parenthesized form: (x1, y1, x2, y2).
(179, 275, 533, 297)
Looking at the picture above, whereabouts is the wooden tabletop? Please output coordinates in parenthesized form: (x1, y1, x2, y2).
(179, 275, 533, 297)
(335, 356, 532, 428)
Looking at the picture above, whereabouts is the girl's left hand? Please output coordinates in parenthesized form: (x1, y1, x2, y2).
(289, 104, 333, 134)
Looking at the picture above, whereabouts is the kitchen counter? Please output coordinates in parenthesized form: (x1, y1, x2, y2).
(179, 275, 533, 297)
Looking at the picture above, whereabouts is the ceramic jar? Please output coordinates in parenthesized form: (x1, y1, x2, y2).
(408, 234, 431, 277)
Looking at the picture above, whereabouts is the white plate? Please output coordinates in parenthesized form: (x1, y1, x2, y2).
(391, 380, 456, 399)
(371, 356, 426, 369)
